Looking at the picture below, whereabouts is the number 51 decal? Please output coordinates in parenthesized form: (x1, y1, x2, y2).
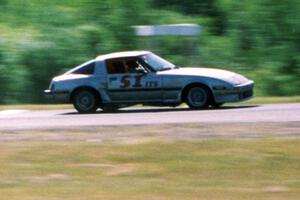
(120, 75, 142, 88)
(120, 75, 158, 88)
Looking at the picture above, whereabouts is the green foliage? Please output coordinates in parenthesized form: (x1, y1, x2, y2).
(0, 0, 299, 103)
(221, 0, 300, 95)
(0, 44, 9, 104)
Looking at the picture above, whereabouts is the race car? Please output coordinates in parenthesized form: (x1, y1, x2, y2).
(44, 51, 254, 113)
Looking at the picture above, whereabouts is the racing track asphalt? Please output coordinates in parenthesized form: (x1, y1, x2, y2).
(0, 103, 299, 131)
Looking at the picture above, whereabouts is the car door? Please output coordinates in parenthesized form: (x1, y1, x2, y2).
(106, 57, 162, 102)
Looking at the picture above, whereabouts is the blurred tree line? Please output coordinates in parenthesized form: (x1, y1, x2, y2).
(0, 0, 299, 103)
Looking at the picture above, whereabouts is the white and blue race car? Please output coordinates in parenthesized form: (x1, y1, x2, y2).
(45, 51, 254, 113)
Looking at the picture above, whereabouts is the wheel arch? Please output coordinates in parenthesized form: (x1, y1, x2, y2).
(181, 82, 215, 104)
(70, 86, 102, 103)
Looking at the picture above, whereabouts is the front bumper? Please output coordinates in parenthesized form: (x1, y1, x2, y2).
(44, 90, 70, 103)
(213, 80, 254, 103)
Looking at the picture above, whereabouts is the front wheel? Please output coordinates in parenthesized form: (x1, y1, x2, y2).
(185, 86, 210, 109)
(72, 90, 99, 113)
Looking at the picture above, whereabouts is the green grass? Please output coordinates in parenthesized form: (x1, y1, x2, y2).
(0, 104, 72, 111)
(241, 96, 300, 105)
(0, 139, 300, 200)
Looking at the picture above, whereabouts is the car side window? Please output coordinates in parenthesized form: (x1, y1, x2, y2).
(71, 62, 95, 75)
(106, 59, 126, 74)
(106, 58, 147, 74)
(125, 59, 147, 73)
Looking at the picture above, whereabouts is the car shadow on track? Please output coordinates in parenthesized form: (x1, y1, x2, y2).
(61, 104, 260, 115)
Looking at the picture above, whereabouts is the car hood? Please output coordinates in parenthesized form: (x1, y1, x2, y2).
(158, 67, 249, 85)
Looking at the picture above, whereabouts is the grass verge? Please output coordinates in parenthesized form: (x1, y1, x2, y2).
(240, 96, 300, 105)
(0, 104, 72, 111)
(0, 139, 300, 200)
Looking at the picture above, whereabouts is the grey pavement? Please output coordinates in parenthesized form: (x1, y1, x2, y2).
(0, 103, 299, 131)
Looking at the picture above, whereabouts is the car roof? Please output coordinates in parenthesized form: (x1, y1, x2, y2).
(95, 51, 151, 61)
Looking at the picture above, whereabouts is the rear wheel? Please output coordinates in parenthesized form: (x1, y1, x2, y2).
(72, 89, 99, 113)
(185, 86, 210, 109)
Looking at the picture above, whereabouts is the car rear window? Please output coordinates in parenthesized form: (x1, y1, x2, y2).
(71, 62, 95, 75)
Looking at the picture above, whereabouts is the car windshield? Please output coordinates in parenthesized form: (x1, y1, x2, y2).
(139, 53, 176, 72)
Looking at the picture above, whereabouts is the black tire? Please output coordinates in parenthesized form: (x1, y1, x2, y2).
(185, 86, 210, 109)
(72, 89, 99, 113)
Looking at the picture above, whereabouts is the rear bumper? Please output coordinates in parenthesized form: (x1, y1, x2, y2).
(213, 80, 254, 103)
(44, 90, 70, 103)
